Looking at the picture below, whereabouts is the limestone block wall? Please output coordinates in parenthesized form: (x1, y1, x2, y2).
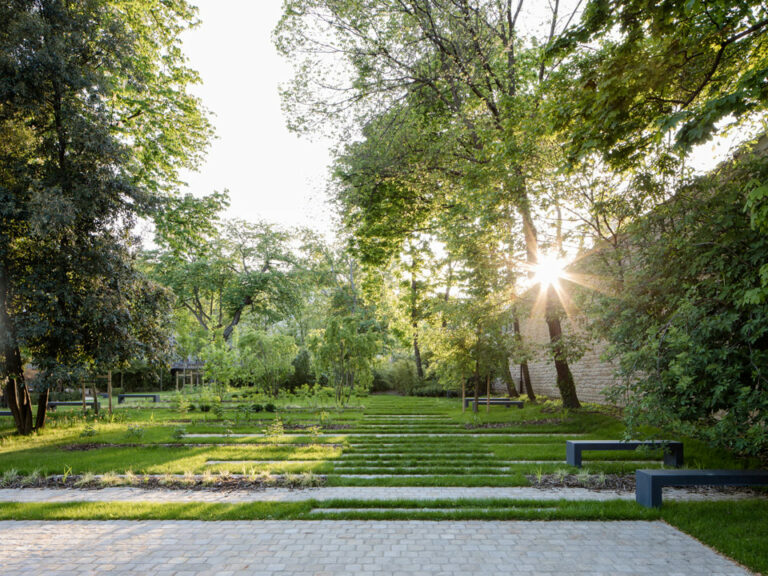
(509, 317, 622, 405)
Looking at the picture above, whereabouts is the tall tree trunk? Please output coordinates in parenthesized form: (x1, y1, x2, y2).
(501, 359, 520, 398)
(413, 333, 424, 380)
(516, 187, 579, 407)
(107, 371, 113, 416)
(546, 285, 581, 408)
(34, 387, 49, 430)
(0, 265, 34, 435)
(513, 316, 535, 401)
(91, 381, 99, 416)
(472, 366, 480, 414)
(410, 255, 424, 379)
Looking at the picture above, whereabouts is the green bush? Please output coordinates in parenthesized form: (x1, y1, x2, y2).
(264, 403, 276, 412)
(376, 358, 420, 395)
(251, 403, 264, 413)
(413, 381, 457, 398)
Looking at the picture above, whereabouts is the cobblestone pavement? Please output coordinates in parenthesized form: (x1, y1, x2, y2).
(0, 520, 749, 575)
(0, 485, 762, 503)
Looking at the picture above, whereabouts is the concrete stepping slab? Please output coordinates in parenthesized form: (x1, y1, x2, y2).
(1, 485, 763, 503)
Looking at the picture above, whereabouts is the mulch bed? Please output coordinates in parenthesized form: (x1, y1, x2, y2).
(2, 474, 326, 491)
(59, 442, 343, 452)
(528, 473, 636, 491)
(528, 473, 766, 495)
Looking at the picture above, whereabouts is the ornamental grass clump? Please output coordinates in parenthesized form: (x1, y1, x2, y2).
(74, 472, 96, 487)
(0, 469, 20, 487)
(20, 469, 43, 487)
(99, 471, 120, 487)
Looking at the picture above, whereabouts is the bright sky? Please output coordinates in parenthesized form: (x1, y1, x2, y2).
(179, 0, 335, 236)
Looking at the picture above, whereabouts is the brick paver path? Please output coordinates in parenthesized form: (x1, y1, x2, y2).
(1, 520, 748, 575)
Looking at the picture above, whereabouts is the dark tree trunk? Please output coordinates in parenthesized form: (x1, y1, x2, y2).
(0, 266, 34, 435)
(34, 387, 49, 430)
(520, 362, 534, 401)
(513, 316, 535, 401)
(472, 367, 480, 413)
(545, 285, 581, 409)
(501, 359, 520, 398)
(410, 262, 424, 379)
(413, 333, 424, 380)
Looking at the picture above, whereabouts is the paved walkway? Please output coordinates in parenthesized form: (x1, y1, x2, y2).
(0, 520, 749, 575)
(0, 485, 762, 503)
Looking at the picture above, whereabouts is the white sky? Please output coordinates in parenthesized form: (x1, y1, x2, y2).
(179, 0, 335, 236)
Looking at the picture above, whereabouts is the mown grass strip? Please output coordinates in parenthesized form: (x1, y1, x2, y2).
(0, 498, 657, 521)
(661, 500, 768, 576)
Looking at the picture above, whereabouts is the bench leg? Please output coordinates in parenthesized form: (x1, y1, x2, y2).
(663, 445, 684, 468)
(636, 472, 663, 508)
(566, 443, 581, 467)
(118, 397, 124, 404)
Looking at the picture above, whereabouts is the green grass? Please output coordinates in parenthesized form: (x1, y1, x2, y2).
(0, 498, 658, 521)
(662, 500, 768, 575)
(0, 394, 756, 477)
(2, 394, 767, 572)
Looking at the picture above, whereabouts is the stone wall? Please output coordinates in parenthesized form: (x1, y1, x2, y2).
(509, 317, 622, 405)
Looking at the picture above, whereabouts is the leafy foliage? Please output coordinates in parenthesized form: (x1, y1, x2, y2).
(592, 149, 768, 461)
(549, 0, 768, 162)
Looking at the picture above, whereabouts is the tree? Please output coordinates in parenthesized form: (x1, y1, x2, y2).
(549, 0, 768, 164)
(309, 311, 380, 405)
(237, 328, 298, 398)
(589, 146, 768, 461)
(150, 219, 297, 342)
(0, 0, 208, 434)
(279, 0, 585, 406)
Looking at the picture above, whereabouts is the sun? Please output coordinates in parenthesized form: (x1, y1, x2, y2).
(532, 253, 567, 287)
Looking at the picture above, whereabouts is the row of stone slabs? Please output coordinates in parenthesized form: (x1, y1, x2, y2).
(183, 433, 589, 438)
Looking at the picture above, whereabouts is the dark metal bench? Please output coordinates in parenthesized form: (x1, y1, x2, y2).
(463, 397, 524, 409)
(636, 469, 768, 508)
(566, 440, 684, 468)
(118, 394, 160, 404)
(0, 411, 11, 416)
(48, 400, 99, 410)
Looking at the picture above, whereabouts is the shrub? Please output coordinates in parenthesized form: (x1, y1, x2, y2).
(376, 358, 419, 395)
(413, 382, 458, 397)
(212, 396, 223, 419)
(125, 424, 145, 440)
(171, 392, 190, 415)
(264, 403, 276, 412)
(251, 403, 264, 413)
(264, 417, 284, 439)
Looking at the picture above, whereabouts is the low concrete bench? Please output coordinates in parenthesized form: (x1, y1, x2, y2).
(566, 440, 684, 468)
(118, 394, 160, 404)
(48, 400, 98, 410)
(463, 397, 524, 409)
(636, 469, 768, 508)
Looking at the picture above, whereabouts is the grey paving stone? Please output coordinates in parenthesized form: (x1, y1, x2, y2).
(0, 485, 763, 502)
(0, 520, 749, 575)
